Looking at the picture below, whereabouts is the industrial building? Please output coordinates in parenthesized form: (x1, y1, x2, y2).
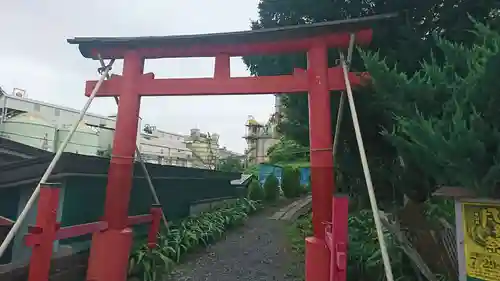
(243, 94, 281, 165)
(0, 87, 238, 169)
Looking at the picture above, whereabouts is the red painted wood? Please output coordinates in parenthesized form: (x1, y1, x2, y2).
(331, 195, 349, 281)
(86, 51, 144, 281)
(27, 184, 60, 281)
(25, 213, 158, 246)
(127, 214, 153, 226)
(86, 229, 133, 281)
(25, 221, 106, 247)
(147, 207, 162, 248)
(84, 68, 367, 97)
(214, 54, 230, 80)
(78, 24, 375, 281)
(306, 43, 334, 281)
(56, 222, 108, 241)
(102, 51, 144, 230)
(305, 237, 330, 281)
(89, 30, 372, 59)
(307, 44, 334, 239)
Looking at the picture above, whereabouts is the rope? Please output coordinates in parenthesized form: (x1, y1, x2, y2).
(0, 59, 115, 258)
(97, 54, 169, 232)
(339, 52, 395, 281)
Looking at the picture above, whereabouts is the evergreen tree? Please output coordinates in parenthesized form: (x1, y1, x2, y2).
(267, 138, 309, 164)
(217, 156, 244, 173)
(263, 174, 280, 202)
(282, 167, 302, 198)
(248, 180, 265, 201)
(362, 20, 500, 198)
(244, 0, 500, 207)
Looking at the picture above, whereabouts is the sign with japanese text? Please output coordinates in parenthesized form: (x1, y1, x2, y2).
(462, 201, 500, 281)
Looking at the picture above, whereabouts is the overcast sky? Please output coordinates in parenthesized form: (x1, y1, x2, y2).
(0, 1, 275, 153)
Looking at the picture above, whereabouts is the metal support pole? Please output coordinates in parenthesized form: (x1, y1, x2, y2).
(97, 55, 169, 232)
(0, 60, 114, 259)
(339, 53, 395, 281)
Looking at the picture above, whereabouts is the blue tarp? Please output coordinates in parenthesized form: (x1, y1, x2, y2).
(299, 167, 310, 186)
(258, 164, 311, 187)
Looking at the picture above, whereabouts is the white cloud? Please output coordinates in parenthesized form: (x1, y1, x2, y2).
(0, 0, 274, 152)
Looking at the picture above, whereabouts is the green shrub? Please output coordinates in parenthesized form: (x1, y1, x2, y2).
(128, 198, 261, 281)
(288, 211, 408, 281)
(282, 167, 302, 198)
(247, 180, 265, 201)
(263, 174, 280, 202)
(304, 175, 311, 193)
(299, 184, 308, 195)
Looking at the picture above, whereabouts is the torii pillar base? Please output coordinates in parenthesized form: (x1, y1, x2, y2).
(306, 237, 330, 281)
(86, 228, 133, 281)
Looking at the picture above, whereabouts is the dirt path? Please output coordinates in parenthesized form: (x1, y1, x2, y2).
(166, 203, 303, 281)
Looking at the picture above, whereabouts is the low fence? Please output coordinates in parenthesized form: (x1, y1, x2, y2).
(0, 152, 243, 268)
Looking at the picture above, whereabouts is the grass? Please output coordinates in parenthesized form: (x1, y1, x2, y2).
(128, 198, 262, 281)
(285, 212, 312, 281)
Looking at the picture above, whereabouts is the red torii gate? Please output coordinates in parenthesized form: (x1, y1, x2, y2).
(67, 13, 396, 281)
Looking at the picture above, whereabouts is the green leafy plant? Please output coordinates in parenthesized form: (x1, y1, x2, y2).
(362, 19, 500, 198)
(248, 179, 265, 201)
(128, 245, 174, 281)
(282, 167, 302, 198)
(263, 174, 280, 202)
(288, 211, 411, 281)
(267, 138, 309, 163)
(128, 198, 261, 281)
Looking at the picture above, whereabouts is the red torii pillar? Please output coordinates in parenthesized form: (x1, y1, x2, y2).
(68, 18, 378, 281)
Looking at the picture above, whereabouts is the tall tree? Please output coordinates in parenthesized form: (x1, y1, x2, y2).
(244, 0, 500, 207)
(266, 138, 309, 164)
(362, 20, 500, 198)
(217, 156, 244, 173)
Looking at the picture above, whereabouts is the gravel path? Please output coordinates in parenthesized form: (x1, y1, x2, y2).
(166, 204, 303, 281)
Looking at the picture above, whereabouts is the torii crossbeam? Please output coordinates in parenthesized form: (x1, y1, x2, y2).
(67, 13, 397, 281)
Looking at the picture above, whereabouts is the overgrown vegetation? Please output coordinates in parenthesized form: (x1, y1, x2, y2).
(285, 22, 500, 281)
(267, 138, 309, 164)
(248, 0, 500, 206)
(263, 174, 280, 202)
(128, 198, 261, 281)
(217, 156, 244, 173)
(248, 179, 265, 201)
(288, 211, 413, 281)
(282, 167, 303, 198)
(248, 0, 500, 279)
(243, 164, 259, 177)
(363, 19, 500, 199)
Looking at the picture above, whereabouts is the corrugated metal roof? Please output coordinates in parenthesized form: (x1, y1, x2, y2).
(2, 93, 117, 122)
(67, 13, 398, 59)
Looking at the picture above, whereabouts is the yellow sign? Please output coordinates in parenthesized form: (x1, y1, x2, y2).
(462, 201, 500, 281)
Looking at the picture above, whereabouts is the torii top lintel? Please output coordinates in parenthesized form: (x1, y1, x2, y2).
(67, 13, 398, 60)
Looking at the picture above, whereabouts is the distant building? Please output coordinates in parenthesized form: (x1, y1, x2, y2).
(139, 127, 193, 167)
(184, 129, 220, 169)
(0, 87, 233, 169)
(243, 94, 282, 165)
(218, 146, 244, 160)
